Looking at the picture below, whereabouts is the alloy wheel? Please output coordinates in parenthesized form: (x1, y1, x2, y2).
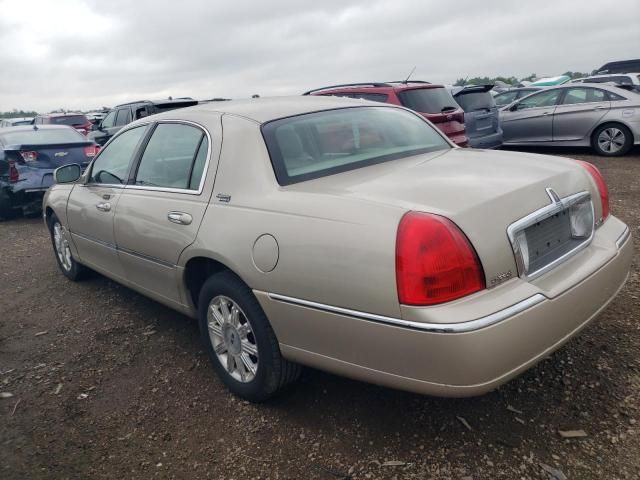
(207, 295, 259, 383)
(53, 222, 73, 272)
(598, 127, 625, 154)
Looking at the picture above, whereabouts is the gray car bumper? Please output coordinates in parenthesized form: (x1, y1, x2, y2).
(468, 130, 503, 149)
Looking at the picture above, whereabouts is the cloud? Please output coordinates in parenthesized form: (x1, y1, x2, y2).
(0, 0, 638, 112)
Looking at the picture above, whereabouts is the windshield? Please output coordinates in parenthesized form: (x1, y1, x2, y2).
(262, 107, 450, 185)
(51, 115, 88, 125)
(0, 128, 86, 145)
(397, 88, 459, 113)
(454, 91, 496, 111)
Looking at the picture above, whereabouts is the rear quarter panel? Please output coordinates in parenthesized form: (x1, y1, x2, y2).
(181, 114, 405, 318)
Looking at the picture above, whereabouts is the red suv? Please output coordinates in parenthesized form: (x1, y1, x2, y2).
(33, 113, 93, 136)
(304, 81, 468, 146)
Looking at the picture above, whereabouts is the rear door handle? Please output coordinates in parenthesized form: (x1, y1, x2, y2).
(96, 202, 111, 212)
(168, 211, 192, 225)
(542, 112, 552, 116)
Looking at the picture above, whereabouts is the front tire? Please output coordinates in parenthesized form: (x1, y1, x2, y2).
(48, 213, 86, 281)
(198, 271, 300, 402)
(592, 123, 633, 156)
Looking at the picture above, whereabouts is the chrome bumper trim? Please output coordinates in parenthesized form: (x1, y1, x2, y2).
(267, 293, 546, 334)
(616, 225, 631, 249)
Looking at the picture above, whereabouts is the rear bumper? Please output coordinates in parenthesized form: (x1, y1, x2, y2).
(468, 129, 503, 149)
(256, 217, 632, 397)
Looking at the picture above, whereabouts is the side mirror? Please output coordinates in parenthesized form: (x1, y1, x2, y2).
(509, 103, 521, 112)
(54, 164, 81, 184)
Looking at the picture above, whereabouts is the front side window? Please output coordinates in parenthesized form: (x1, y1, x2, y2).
(134, 123, 208, 190)
(89, 126, 146, 184)
(115, 108, 132, 126)
(516, 90, 562, 109)
(561, 88, 607, 105)
(263, 106, 450, 185)
(101, 111, 116, 128)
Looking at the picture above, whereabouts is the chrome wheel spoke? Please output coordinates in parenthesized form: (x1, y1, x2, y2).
(241, 353, 257, 376)
(242, 341, 258, 356)
(220, 300, 232, 322)
(209, 304, 225, 325)
(214, 342, 227, 355)
(237, 323, 250, 338)
(208, 322, 223, 337)
(226, 352, 235, 372)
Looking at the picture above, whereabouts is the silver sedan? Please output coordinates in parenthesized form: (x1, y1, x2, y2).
(500, 84, 640, 156)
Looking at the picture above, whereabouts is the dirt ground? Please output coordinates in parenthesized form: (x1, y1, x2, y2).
(1, 147, 639, 480)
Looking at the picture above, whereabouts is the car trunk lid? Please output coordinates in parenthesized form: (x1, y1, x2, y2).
(290, 148, 598, 288)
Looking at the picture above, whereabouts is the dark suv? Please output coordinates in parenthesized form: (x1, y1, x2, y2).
(304, 82, 468, 146)
(88, 98, 198, 146)
(33, 113, 92, 136)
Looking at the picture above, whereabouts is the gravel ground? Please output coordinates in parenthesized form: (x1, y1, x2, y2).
(1, 147, 639, 480)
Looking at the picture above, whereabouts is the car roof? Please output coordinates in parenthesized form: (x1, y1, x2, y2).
(115, 98, 197, 107)
(39, 112, 86, 117)
(129, 96, 404, 125)
(304, 82, 444, 96)
(0, 124, 75, 133)
(584, 73, 640, 79)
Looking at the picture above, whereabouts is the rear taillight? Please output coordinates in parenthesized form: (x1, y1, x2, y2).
(20, 151, 38, 162)
(575, 160, 609, 223)
(396, 212, 485, 306)
(84, 145, 99, 157)
(8, 160, 19, 183)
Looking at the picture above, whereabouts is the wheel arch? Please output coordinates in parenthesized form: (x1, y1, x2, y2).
(183, 255, 247, 309)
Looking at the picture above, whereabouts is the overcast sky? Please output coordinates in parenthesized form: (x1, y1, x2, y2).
(1, 0, 638, 112)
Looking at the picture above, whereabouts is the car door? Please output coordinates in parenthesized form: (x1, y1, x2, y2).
(500, 89, 562, 143)
(66, 125, 148, 281)
(114, 121, 214, 305)
(552, 87, 610, 141)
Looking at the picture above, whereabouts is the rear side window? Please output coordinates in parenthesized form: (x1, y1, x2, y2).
(263, 106, 450, 185)
(134, 123, 208, 190)
(90, 126, 147, 184)
(115, 108, 132, 126)
(561, 88, 607, 104)
(608, 91, 627, 101)
(397, 88, 458, 113)
(454, 92, 496, 111)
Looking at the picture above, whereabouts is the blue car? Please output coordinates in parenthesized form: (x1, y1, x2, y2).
(0, 125, 99, 218)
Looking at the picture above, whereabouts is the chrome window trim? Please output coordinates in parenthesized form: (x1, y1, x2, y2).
(125, 119, 213, 196)
(616, 225, 631, 249)
(507, 191, 595, 281)
(266, 292, 546, 334)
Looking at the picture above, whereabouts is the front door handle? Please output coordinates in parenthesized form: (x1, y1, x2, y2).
(542, 112, 552, 116)
(96, 202, 111, 212)
(593, 105, 607, 110)
(168, 211, 193, 225)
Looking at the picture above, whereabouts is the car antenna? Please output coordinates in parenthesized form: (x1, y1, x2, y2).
(403, 66, 416, 84)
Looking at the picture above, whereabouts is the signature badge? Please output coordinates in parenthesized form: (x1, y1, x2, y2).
(54, 152, 69, 157)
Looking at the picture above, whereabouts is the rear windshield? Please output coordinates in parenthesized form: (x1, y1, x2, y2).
(51, 115, 88, 125)
(11, 120, 33, 126)
(152, 101, 198, 113)
(262, 107, 450, 185)
(397, 88, 459, 113)
(0, 128, 86, 145)
(454, 91, 496, 111)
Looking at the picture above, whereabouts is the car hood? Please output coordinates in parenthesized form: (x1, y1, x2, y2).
(288, 147, 598, 286)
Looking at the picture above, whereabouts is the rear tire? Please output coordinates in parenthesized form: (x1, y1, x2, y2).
(592, 123, 633, 156)
(48, 213, 86, 281)
(198, 271, 301, 402)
